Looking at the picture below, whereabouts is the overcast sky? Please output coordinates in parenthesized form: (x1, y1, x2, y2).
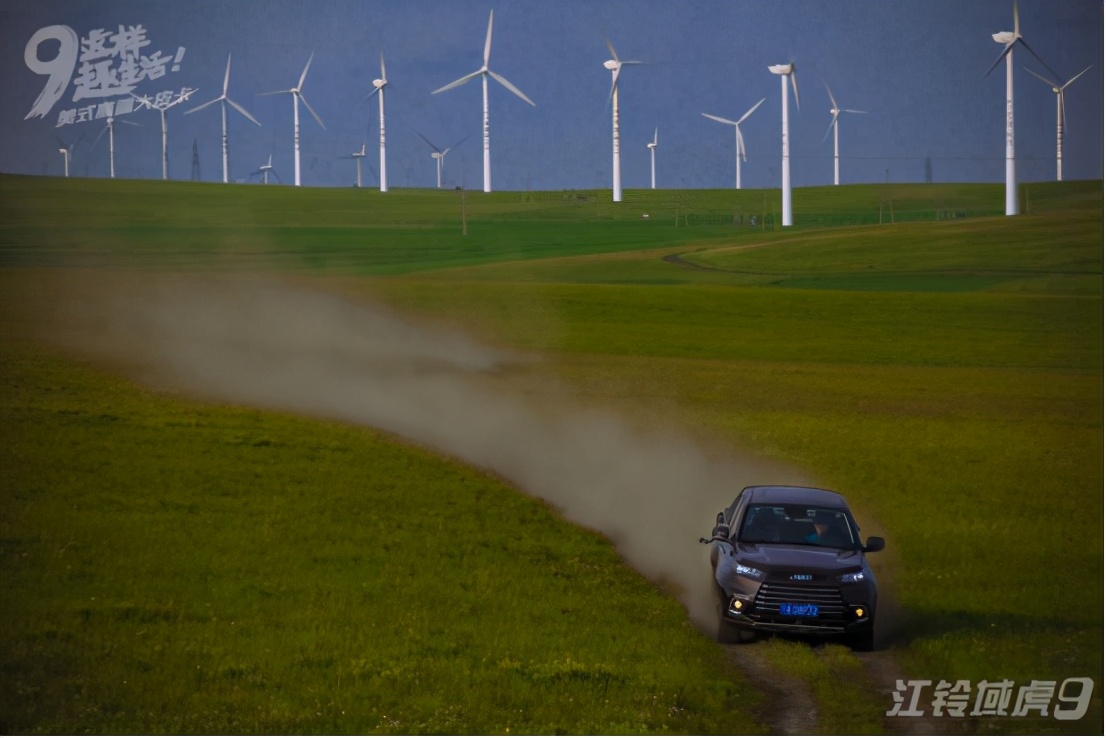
(1, 0, 1102, 190)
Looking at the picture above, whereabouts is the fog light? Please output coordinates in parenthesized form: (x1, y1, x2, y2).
(854, 607, 866, 618)
(730, 598, 744, 611)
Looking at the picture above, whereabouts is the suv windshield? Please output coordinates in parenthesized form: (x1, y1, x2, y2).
(738, 504, 858, 549)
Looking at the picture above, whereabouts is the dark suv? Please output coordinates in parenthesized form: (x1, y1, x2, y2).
(701, 485, 885, 650)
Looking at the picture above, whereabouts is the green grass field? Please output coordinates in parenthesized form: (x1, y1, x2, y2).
(1, 174, 1101, 733)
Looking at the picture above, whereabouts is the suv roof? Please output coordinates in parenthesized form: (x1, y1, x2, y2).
(744, 485, 849, 509)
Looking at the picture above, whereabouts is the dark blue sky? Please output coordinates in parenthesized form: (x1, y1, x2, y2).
(2, 0, 1102, 189)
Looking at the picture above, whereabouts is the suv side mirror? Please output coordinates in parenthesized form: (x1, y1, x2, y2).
(864, 536, 885, 553)
(711, 512, 730, 540)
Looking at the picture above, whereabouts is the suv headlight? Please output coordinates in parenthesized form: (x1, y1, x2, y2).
(838, 571, 866, 583)
(735, 563, 765, 579)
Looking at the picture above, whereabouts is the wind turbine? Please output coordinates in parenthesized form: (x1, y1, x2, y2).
(90, 115, 140, 179)
(646, 128, 658, 189)
(984, 0, 1055, 215)
(364, 52, 389, 192)
(603, 39, 642, 203)
(414, 131, 470, 188)
(342, 143, 367, 187)
(54, 130, 84, 177)
(250, 153, 281, 184)
(259, 53, 326, 187)
(185, 54, 260, 184)
(701, 98, 765, 190)
(432, 9, 535, 194)
(134, 87, 198, 180)
(821, 82, 866, 186)
(1024, 64, 1093, 182)
(768, 62, 800, 227)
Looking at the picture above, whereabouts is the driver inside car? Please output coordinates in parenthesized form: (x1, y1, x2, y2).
(805, 510, 852, 548)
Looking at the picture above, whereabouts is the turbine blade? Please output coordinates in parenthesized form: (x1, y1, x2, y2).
(790, 71, 800, 109)
(414, 129, 440, 152)
(737, 127, 747, 160)
(1060, 90, 1068, 135)
(702, 112, 737, 125)
(363, 87, 381, 103)
(380, 52, 387, 82)
(299, 93, 326, 130)
(652, 127, 658, 146)
(257, 89, 292, 97)
(823, 79, 838, 110)
(484, 9, 494, 66)
(432, 69, 482, 95)
(227, 96, 262, 126)
(821, 114, 837, 144)
(736, 97, 766, 125)
(1016, 38, 1059, 81)
(1013, 0, 1020, 37)
(223, 54, 232, 95)
(184, 97, 221, 114)
(299, 52, 315, 90)
(488, 69, 535, 106)
(983, 44, 1013, 79)
(449, 133, 472, 150)
(608, 66, 621, 104)
(90, 124, 108, 150)
(118, 118, 141, 127)
(605, 38, 620, 63)
(1062, 64, 1093, 89)
(1023, 65, 1057, 87)
(843, 108, 868, 114)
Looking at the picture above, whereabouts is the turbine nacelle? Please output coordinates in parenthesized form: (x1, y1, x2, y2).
(603, 59, 619, 71)
(769, 63, 800, 108)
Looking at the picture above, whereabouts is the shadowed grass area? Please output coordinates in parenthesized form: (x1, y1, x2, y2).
(0, 338, 761, 734)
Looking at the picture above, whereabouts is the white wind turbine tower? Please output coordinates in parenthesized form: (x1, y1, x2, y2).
(1024, 64, 1093, 182)
(54, 131, 83, 177)
(134, 87, 198, 180)
(646, 128, 658, 189)
(984, 0, 1055, 215)
(342, 143, 367, 187)
(259, 53, 326, 187)
(91, 115, 140, 179)
(415, 131, 469, 189)
(701, 98, 765, 190)
(603, 39, 642, 203)
(821, 81, 866, 186)
(58, 144, 70, 177)
(365, 53, 389, 192)
(185, 54, 260, 184)
(768, 62, 800, 226)
(433, 10, 535, 193)
(251, 153, 281, 184)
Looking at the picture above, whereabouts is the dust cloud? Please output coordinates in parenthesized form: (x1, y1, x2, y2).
(19, 270, 809, 630)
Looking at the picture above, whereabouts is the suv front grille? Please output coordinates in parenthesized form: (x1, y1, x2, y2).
(751, 583, 848, 627)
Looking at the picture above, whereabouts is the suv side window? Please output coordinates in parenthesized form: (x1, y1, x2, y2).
(725, 489, 751, 536)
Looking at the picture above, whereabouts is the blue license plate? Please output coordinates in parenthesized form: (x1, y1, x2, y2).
(780, 603, 819, 617)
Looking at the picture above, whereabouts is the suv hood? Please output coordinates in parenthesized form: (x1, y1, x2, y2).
(737, 542, 862, 570)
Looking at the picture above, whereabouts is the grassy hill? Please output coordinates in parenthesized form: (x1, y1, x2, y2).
(1, 174, 1101, 733)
